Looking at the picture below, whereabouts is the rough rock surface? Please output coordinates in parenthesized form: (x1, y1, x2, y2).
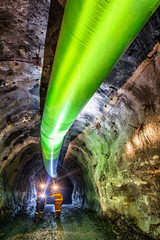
(0, 1, 160, 239)
(64, 43, 160, 238)
(0, 0, 51, 213)
(0, 205, 149, 240)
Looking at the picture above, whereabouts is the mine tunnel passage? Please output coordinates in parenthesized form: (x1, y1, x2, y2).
(0, 0, 160, 238)
(1, 143, 75, 212)
(44, 175, 74, 205)
(1, 148, 136, 240)
(1, 142, 159, 240)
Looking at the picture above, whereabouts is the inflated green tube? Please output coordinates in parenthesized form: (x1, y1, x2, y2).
(41, 0, 160, 177)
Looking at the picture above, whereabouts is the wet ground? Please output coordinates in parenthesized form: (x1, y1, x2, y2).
(0, 205, 151, 240)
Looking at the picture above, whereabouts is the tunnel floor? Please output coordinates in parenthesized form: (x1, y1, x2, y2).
(0, 205, 148, 240)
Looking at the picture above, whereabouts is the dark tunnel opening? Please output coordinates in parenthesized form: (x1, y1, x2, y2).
(45, 175, 74, 204)
(2, 144, 76, 216)
(0, 1, 160, 238)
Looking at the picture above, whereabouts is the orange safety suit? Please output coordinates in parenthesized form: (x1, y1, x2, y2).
(50, 191, 63, 217)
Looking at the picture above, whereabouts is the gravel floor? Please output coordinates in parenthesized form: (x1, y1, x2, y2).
(0, 205, 150, 240)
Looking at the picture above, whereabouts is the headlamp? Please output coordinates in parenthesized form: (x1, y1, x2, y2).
(53, 185, 57, 190)
(40, 184, 45, 189)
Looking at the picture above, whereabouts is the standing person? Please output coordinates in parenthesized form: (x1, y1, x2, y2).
(34, 184, 46, 222)
(50, 186, 63, 219)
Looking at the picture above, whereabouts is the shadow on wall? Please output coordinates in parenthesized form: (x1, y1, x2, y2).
(40, 0, 64, 114)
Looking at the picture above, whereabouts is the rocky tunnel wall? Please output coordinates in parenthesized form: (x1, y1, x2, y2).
(63, 43, 160, 239)
(1, 143, 44, 214)
(0, 1, 160, 239)
(0, 0, 50, 214)
(0, 0, 84, 216)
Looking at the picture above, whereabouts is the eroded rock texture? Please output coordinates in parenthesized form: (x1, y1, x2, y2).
(0, 1, 160, 239)
(64, 43, 160, 238)
(0, 0, 51, 214)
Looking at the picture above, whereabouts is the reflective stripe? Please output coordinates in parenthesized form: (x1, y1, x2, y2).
(55, 199, 63, 201)
(35, 212, 38, 214)
(37, 196, 46, 198)
(55, 210, 61, 212)
(40, 212, 43, 213)
(50, 192, 63, 199)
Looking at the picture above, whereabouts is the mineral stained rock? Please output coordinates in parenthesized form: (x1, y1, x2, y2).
(0, 1, 160, 239)
(64, 43, 160, 239)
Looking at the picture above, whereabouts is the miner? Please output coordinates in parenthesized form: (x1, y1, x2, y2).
(50, 185, 63, 219)
(34, 184, 46, 222)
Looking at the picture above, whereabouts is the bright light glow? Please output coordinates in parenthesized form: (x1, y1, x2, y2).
(40, 184, 45, 189)
(51, 147, 53, 177)
(126, 141, 135, 157)
(127, 142, 133, 152)
(145, 125, 154, 138)
(53, 185, 57, 190)
(50, 110, 66, 139)
(153, 155, 159, 160)
(133, 135, 143, 148)
(40, 193, 45, 198)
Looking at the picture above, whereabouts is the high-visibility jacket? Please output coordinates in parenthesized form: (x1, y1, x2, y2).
(35, 191, 46, 214)
(37, 191, 46, 201)
(50, 192, 63, 212)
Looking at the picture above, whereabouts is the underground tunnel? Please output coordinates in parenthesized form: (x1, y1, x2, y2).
(0, 0, 160, 239)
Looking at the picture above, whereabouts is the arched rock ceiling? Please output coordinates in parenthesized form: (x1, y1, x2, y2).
(0, 1, 160, 237)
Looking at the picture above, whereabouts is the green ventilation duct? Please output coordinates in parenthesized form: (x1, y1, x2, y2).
(41, 0, 160, 177)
